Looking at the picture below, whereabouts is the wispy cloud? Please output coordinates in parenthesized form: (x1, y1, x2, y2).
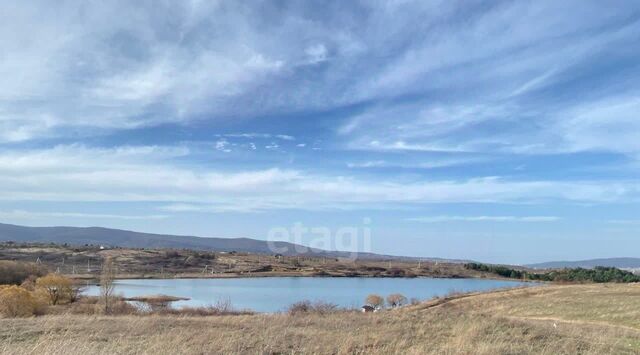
(607, 219, 640, 225)
(0, 145, 638, 212)
(407, 216, 561, 223)
(216, 133, 295, 141)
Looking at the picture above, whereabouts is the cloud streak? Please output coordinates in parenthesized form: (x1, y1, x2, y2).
(0, 146, 638, 213)
(407, 216, 561, 223)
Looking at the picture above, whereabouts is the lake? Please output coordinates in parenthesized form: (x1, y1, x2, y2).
(85, 277, 536, 312)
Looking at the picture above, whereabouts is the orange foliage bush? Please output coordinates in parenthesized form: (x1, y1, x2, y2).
(36, 274, 75, 305)
(0, 285, 46, 317)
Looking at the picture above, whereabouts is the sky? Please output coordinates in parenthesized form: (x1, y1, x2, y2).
(0, 1, 639, 264)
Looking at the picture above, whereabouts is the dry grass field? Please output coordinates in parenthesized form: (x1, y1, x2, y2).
(1, 283, 639, 354)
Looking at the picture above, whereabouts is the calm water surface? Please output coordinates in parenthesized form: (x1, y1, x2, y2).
(85, 277, 536, 312)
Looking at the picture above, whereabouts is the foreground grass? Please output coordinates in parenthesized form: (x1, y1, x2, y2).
(1, 284, 640, 354)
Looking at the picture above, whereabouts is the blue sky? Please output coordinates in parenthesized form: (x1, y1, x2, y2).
(1, 1, 639, 264)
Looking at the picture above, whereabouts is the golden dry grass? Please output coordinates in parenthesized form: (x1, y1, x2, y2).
(1, 283, 639, 354)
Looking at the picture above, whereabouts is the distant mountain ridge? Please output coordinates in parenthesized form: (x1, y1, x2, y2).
(0, 222, 464, 262)
(527, 258, 640, 269)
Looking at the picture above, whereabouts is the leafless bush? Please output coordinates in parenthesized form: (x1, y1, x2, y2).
(0, 261, 48, 285)
(68, 297, 138, 316)
(386, 293, 408, 308)
(287, 300, 339, 315)
(365, 294, 384, 309)
(100, 257, 116, 314)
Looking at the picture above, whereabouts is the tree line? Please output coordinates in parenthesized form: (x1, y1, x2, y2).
(464, 262, 640, 283)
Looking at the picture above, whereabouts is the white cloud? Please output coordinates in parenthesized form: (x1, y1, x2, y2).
(1, 0, 638, 164)
(215, 140, 232, 153)
(305, 44, 328, 64)
(217, 133, 295, 140)
(347, 161, 386, 168)
(407, 215, 561, 223)
(0, 145, 637, 212)
(346, 157, 487, 169)
(607, 219, 640, 225)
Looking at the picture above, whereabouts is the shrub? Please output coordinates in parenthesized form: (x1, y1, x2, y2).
(386, 268, 406, 277)
(464, 263, 640, 283)
(365, 294, 384, 309)
(68, 296, 138, 315)
(287, 300, 339, 315)
(0, 286, 47, 317)
(36, 274, 75, 305)
(0, 261, 48, 285)
(100, 257, 116, 314)
(386, 293, 408, 308)
(287, 300, 312, 314)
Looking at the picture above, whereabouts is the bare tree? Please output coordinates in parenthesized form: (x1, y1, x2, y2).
(100, 257, 116, 314)
(386, 293, 408, 308)
(365, 294, 384, 309)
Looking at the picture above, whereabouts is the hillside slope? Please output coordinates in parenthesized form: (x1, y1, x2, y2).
(0, 222, 463, 262)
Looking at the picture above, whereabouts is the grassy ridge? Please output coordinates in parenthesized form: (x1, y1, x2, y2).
(1, 284, 639, 354)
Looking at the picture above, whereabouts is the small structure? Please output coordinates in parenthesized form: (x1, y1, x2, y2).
(361, 305, 377, 313)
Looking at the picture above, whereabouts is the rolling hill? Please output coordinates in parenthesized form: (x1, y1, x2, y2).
(0, 222, 462, 262)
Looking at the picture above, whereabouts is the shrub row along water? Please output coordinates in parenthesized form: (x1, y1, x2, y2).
(464, 263, 640, 283)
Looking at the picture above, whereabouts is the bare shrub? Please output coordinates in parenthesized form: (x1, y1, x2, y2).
(212, 298, 233, 313)
(365, 294, 384, 309)
(287, 300, 312, 315)
(0, 261, 48, 285)
(287, 300, 339, 315)
(386, 293, 408, 308)
(35, 274, 74, 305)
(100, 257, 116, 314)
(68, 296, 138, 316)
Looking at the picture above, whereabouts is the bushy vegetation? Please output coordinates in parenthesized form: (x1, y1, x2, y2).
(0, 285, 47, 317)
(0, 260, 48, 285)
(365, 294, 385, 308)
(36, 273, 79, 305)
(386, 293, 408, 308)
(464, 263, 640, 283)
(0, 267, 81, 317)
(287, 300, 339, 315)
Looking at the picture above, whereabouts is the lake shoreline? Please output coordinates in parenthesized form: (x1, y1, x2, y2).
(71, 271, 538, 285)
